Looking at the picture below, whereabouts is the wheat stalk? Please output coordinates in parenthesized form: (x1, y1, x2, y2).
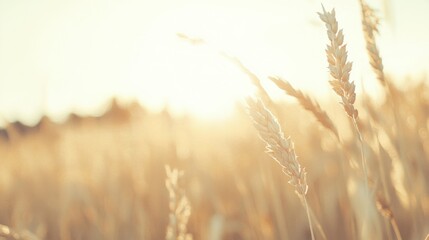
(270, 76, 339, 140)
(318, 5, 370, 192)
(246, 97, 315, 240)
(318, 6, 358, 120)
(358, 0, 385, 85)
(358, 3, 405, 239)
(165, 165, 192, 240)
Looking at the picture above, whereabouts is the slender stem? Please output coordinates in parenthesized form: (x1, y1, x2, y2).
(307, 203, 328, 240)
(390, 218, 403, 240)
(303, 196, 316, 240)
(352, 117, 369, 192)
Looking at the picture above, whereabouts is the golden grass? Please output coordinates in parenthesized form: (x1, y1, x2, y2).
(0, 89, 427, 239)
(0, 2, 428, 240)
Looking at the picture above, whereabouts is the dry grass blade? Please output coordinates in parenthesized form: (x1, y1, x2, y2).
(176, 33, 206, 46)
(246, 97, 315, 240)
(270, 76, 339, 140)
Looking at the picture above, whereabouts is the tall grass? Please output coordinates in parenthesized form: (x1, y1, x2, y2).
(244, 3, 427, 240)
(246, 98, 314, 240)
(0, 2, 427, 240)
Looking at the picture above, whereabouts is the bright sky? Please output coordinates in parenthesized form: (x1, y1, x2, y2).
(0, 0, 428, 124)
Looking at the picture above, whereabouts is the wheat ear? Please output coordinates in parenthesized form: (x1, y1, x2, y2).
(358, 0, 385, 85)
(246, 97, 315, 240)
(361, 2, 405, 232)
(270, 76, 339, 140)
(318, 6, 358, 119)
(165, 165, 192, 240)
(318, 5, 370, 190)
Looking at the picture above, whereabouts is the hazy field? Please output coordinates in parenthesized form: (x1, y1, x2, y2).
(0, 81, 428, 239)
(1, 1, 429, 240)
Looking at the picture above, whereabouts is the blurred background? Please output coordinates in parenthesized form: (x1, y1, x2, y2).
(0, 0, 428, 124)
(0, 0, 428, 239)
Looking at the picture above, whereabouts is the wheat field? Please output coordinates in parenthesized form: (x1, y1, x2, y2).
(0, 84, 428, 240)
(1, 2, 429, 240)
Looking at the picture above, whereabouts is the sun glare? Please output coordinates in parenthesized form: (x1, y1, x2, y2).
(1, 0, 428, 123)
(129, 4, 260, 120)
(127, 2, 374, 120)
